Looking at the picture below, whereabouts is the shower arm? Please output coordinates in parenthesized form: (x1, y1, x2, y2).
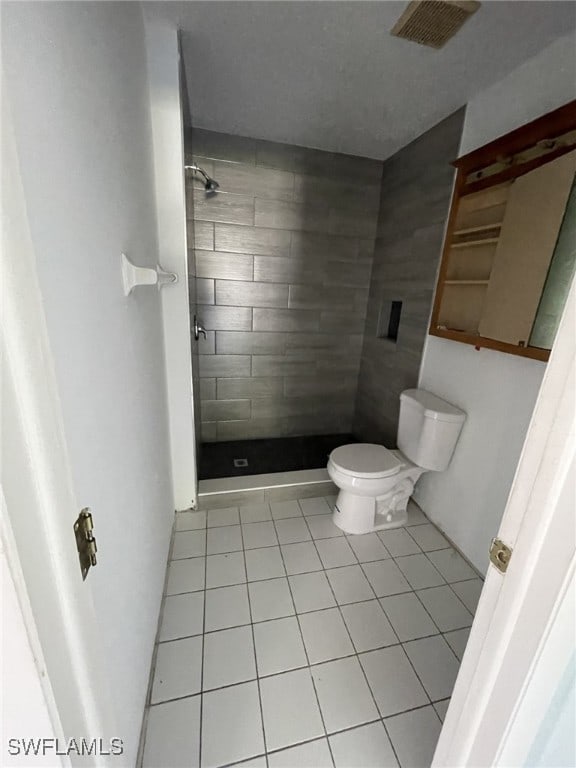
(185, 163, 210, 182)
(184, 163, 220, 193)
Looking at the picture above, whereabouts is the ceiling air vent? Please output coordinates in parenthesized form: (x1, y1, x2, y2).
(391, 0, 481, 49)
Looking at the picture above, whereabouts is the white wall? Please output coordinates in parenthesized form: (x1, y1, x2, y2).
(2, 4, 174, 764)
(415, 31, 576, 574)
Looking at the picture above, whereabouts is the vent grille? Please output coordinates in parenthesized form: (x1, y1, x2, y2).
(391, 0, 481, 49)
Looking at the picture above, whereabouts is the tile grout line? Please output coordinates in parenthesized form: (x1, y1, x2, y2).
(167, 571, 477, 628)
(203, 502, 332, 763)
(303, 506, 452, 726)
(193, 514, 480, 566)
(149, 687, 452, 717)
(198, 513, 209, 767)
(170, 509, 478, 623)
(303, 505, 405, 767)
(178, 505, 434, 533)
(239, 511, 270, 768)
(157, 597, 466, 662)
(137, 515, 179, 768)
(155, 618, 445, 647)
(445, 575, 481, 616)
(214, 700, 442, 768)
(393, 542, 477, 644)
(377, 554, 469, 694)
(151, 626, 458, 698)
(342, 534, 454, 713)
(409, 588, 469, 664)
(404, 514, 486, 581)
(271, 505, 337, 768)
(347, 535, 452, 644)
(371, 545, 451, 640)
(354, 560, 444, 731)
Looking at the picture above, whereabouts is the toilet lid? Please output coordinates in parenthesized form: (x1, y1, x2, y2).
(329, 444, 404, 479)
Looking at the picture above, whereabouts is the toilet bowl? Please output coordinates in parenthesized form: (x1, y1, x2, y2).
(328, 445, 424, 533)
(328, 389, 465, 534)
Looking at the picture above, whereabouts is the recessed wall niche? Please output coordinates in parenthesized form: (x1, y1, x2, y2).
(377, 300, 403, 344)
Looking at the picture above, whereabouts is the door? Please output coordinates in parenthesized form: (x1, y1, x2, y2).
(478, 150, 576, 345)
(1, 89, 114, 766)
(433, 271, 576, 765)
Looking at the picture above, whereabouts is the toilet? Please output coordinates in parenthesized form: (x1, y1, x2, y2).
(328, 389, 466, 534)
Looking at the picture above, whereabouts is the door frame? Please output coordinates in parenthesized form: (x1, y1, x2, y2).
(144, 19, 199, 512)
(434, 273, 576, 765)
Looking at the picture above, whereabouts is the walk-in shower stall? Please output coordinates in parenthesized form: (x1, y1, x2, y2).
(185, 128, 381, 480)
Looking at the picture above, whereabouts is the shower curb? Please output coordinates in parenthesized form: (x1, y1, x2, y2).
(198, 469, 337, 509)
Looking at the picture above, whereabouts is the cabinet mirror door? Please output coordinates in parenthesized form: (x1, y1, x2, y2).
(477, 150, 576, 348)
(430, 101, 576, 362)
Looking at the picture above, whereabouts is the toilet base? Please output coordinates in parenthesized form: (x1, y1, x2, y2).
(332, 489, 410, 535)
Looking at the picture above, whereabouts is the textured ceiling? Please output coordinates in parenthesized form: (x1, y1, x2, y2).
(145, 1, 575, 160)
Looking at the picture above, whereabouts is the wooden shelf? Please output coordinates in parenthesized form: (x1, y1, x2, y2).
(453, 223, 503, 236)
(451, 238, 500, 249)
(430, 326, 550, 362)
(436, 325, 479, 336)
(444, 279, 489, 286)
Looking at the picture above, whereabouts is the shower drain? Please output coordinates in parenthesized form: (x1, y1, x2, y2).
(233, 458, 249, 468)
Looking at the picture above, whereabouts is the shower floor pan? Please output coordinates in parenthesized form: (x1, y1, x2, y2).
(199, 433, 356, 481)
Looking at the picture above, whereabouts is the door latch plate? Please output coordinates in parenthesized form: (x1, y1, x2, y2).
(489, 537, 512, 573)
(74, 508, 97, 580)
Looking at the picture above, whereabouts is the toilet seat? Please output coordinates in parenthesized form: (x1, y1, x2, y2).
(329, 444, 404, 480)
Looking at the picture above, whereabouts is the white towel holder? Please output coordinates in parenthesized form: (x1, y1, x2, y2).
(121, 252, 178, 296)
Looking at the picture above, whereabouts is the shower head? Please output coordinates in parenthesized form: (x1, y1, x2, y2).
(185, 163, 220, 195)
(204, 176, 220, 194)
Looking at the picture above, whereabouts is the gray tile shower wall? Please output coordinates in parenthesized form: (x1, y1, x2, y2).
(354, 110, 465, 445)
(186, 129, 382, 442)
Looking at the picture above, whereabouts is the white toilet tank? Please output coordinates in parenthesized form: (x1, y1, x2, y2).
(397, 389, 466, 471)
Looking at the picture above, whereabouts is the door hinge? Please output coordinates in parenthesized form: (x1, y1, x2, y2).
(74, 508, 97, 580)
(489, 537, 512, 574)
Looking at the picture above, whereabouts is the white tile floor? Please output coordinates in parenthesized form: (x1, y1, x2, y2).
(141, 498, 483, 768)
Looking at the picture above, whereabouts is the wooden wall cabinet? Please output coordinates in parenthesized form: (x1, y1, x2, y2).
(430, 101, 576, 362)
